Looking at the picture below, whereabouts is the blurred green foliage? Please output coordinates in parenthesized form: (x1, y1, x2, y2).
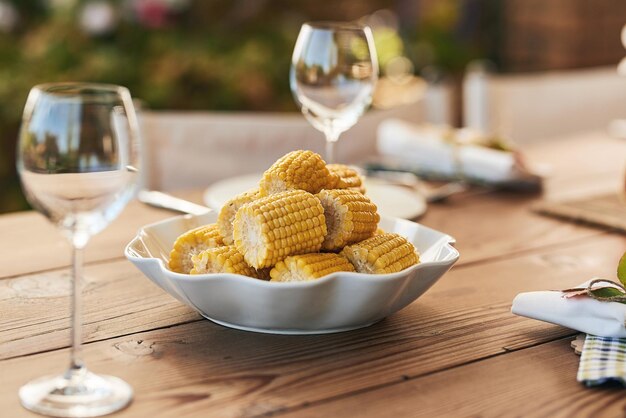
(0, 0, 489, 213)
(0, 0, 307, 211)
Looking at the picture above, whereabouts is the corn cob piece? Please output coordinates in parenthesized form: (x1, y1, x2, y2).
(327, 164, 366, 193)
(233, 189, 327, 269)
(168, 223, 224, 274)
(217, 188, 260, 245)
(340, 233, 419, 274)
(270, 253, 355, 282)
(317, 189, 380, 251)
(190, 245, 262, 278)
(259, 150, 337, 196)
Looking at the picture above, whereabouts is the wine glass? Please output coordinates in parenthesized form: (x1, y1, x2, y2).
(290, 21, 378, 163)
(16, 83, 140, 417)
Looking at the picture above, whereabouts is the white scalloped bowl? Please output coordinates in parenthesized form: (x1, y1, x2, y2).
(125, 212, 459, 334)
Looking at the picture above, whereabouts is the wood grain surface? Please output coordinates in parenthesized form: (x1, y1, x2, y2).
(0, 203, 179, 279)
(1, 132, 626, 417)
(277, 339, 626, 418)
(534, 193, 626, 233)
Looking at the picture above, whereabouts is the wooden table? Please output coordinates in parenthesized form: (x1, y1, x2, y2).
(2, 131, 626, 417)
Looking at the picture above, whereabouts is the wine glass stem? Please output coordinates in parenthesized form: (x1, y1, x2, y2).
(325, 131, 340, 164)
(69, 243, 84, 371)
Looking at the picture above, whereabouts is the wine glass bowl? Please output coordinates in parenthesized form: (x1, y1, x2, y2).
(19, 84, 139, 241)
(290, 21, 378, 163)
(17, 83, 139, 417)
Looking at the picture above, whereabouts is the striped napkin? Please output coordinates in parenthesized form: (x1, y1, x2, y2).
(578, 335, 626, 386)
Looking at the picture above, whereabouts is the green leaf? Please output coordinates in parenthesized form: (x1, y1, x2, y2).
(617, 252, 626, 287)
(590, 287, 626, 299)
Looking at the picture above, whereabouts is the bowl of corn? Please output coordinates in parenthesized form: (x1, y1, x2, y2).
(125, 150, 459, 334)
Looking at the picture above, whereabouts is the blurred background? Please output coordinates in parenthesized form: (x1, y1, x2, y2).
(1, 0, 626, 213)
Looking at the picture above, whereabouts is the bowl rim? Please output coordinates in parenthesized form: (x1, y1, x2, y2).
(124, 212, 459, 289)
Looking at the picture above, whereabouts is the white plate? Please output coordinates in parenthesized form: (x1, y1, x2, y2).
(125, 212, 458, 335)
(203, 174, 427, 220)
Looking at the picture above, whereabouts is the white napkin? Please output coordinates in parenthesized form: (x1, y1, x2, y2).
(376, 119, 522, 183)
(512, 281, 626, 338)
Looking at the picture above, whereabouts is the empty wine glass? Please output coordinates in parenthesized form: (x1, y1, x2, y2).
(17, 83, 140, 417)
(290, 21, 378, 163)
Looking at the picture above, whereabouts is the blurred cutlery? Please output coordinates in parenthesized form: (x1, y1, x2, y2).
(138, 190, 211, 215)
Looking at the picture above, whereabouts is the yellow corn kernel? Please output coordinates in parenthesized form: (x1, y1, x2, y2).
(168, 223, 224, 274)
(217, 188, 259, 245)
(190, 245, 264, 278)
(270, 253, 355, 282)
(259, 150, 337, 196)
(317, 189, 380, 251)
(327, 164, 366, 193)
(374, 227, 386, 236)
(340, 233, 419, 274)
(233, 189, 327, 269)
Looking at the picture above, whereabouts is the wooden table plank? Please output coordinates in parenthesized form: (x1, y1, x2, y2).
(2, 131, 626, 417)
(277, 338, 625, 418)
(2, 234, 624, 416)
(3, 189, 609, 363)
(0, 259, 199, 360)
(0, 202, 179, 279)
(3, 224, 621, 361)
(419, 193, 603, 265)
(0, 316, 572, 418)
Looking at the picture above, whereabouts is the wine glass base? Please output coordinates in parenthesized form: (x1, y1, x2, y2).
(19, 368, 133, 417)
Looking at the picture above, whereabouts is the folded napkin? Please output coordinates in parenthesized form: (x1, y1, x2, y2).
(512, 281, 626, 338)
(376, 119, 541, 190)
(578, 335, 626, 386)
